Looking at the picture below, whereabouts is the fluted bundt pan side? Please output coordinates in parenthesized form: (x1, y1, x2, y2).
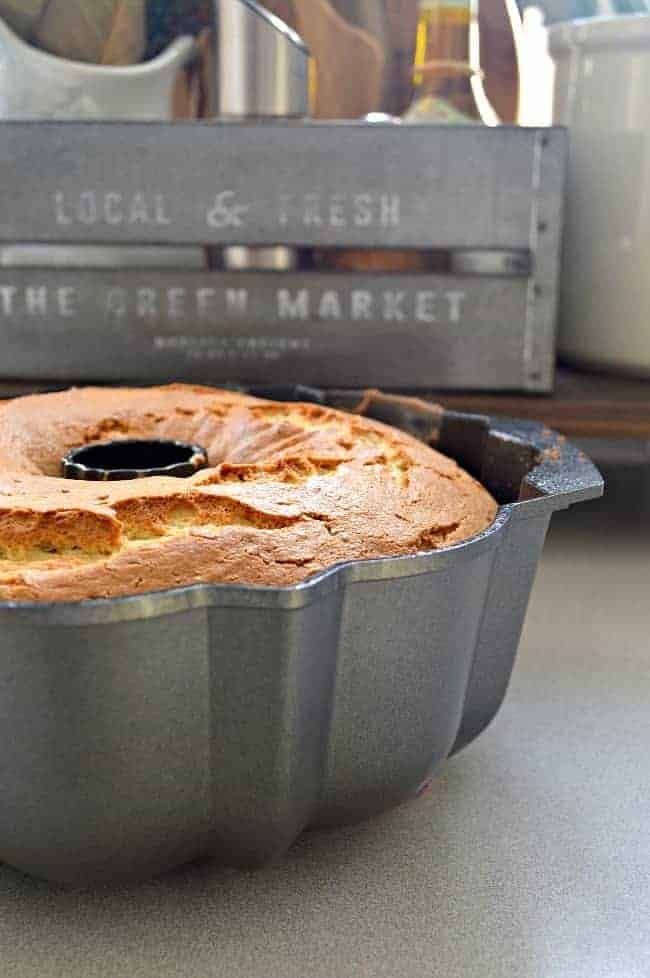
(0, 392, 602, 883)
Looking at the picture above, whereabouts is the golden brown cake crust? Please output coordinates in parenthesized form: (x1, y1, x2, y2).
(0, 385, 497, 602)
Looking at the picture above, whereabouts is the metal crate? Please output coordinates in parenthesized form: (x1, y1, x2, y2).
(0, 121, 565, 391)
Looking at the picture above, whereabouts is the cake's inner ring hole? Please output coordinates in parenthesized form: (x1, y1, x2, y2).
(63, 439, 208, 480)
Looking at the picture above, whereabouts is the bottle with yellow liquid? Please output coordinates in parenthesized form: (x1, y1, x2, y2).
(404, 0, 495, 124)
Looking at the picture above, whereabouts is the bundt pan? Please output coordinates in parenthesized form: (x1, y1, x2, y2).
(0, 388, 602, 885)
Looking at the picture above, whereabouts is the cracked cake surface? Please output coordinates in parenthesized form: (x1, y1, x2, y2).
(0, 385, 498, 602)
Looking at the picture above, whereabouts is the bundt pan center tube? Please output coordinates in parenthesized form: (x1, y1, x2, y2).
(62, 438, 209, 480)
(0, 387, 602, 884)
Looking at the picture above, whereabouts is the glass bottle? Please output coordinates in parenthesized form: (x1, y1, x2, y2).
(404, 0, 495, 124)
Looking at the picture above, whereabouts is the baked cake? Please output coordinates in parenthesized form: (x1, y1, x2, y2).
(0, 385, 497, 602)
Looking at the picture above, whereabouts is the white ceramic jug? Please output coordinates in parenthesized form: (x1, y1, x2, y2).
(550, 15, 650, 376)
(0, 14, 196, 120)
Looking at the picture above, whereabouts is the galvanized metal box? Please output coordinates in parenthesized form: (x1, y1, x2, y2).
(0, 121, 565, 390)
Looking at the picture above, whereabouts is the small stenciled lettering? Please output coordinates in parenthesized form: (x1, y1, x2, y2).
(225, 288, 248, 316)
(78, 191, 97, 225)
(58, 287, 77, 317)
(0, 286, 17, 315)
(277, 288, 309, 320)
(54, 191, 171, 228)
(318, 290, 343, 320)
(106, 286, 127, 318)
(206, 191, 250, 229)
(446, 290, 465, 323)
(415, 291, 437, 323)
(136, 288, 157, 319)
(276, 287, 465, 323)
(128, 194, 147, 225)
(354, 195, 373, 227)
(54, 193, 72, 226)
(329, 195, 347, 228)
(276, 192, 401, 230)
(303, 194, 323, 227)
(384, 291, 406, 322)
(0, 283, 467, 327)
(25, 286, 48, 316)
(167, 288, 186, 320)
(52, 188, 404, 233)
(153, 335, 312, 362)
(0, 284, 79, 317)
(196, 287, 217, 318)
(351, 290, 373, 320)
(103, 286, 248, 322)
(104, 192, 122, 225)
(277, 195, 292, 227)
(380, 195, 400, 227)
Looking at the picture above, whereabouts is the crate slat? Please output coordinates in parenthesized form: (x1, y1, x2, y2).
(0, 121, 565, 392)
(0, 121, 564, 248)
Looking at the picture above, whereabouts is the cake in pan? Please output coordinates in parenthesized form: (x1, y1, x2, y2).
(0, 385, 497, 602)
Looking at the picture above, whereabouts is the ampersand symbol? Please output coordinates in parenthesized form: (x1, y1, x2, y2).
(206, 191, 251, 229)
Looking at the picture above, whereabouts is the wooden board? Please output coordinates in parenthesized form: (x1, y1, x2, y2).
(1, 368, 649, 440)
(432, 368, 650, 439)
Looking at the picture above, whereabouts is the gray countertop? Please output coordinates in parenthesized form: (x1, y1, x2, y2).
(1, 499, 649, 978)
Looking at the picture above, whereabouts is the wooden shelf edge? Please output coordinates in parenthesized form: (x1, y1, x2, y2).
(1, 368, 649, 441)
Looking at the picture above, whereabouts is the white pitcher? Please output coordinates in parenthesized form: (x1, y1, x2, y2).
(0, 15, 196, 120)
